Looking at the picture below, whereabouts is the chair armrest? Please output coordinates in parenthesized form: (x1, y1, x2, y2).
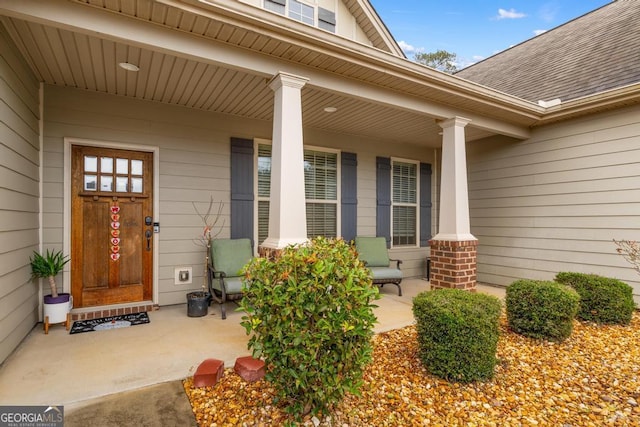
(207, 264, 227, 279)
(207, 265, 228, 300)
(389, 258, 402, 269)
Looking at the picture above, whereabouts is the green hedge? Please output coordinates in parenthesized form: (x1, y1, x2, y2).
(239, 237, 380, 418)
(506, 279, 579, 342)
(412, 289, 502, 383)
(555, 272, 635, 325)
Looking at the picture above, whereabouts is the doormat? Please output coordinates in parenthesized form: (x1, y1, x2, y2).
(69, 312, 150, 334)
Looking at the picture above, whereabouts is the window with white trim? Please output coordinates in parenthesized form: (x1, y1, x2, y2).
(289, 0, 314, 25)
(257, 143, 339, 244)
(263, 0, 336, 33)
(257, 144, 272, 245)
(392, 159, 418, 246)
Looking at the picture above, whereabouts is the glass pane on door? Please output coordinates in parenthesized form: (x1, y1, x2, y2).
(131, 160, 143, 176)
(100, 175, 113, 191)
(116, 158, 128, 174)
(84, 175, 97, 191)
(84, 156, 97, 172)
(101, 157, 113, 173)
(116, 177, 128, 192)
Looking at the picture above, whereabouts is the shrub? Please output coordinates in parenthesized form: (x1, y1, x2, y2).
(412, 289, 501, 383)
(555, 272, 635, 325)
(506, 279, 579, 342)
(239, 237, 380, 418)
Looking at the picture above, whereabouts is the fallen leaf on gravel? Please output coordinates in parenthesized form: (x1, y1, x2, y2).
(184, 313, 640, 426)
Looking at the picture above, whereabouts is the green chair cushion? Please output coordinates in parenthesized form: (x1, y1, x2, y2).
(355, 236, 390, 267)
(211, 238, 253, 278)
(369, 267, 403, 281)
(211, 276, 244, 294)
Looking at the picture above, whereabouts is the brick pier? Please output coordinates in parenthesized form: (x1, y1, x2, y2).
(429, 239, 477, 291)
(257, 246, 284, 260)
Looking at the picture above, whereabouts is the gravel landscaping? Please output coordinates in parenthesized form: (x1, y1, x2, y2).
(184, 312, 640, 426)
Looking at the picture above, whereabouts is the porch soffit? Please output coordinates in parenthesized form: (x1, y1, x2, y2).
(132, 0, 542, 125)
(0, 0, 535, 145)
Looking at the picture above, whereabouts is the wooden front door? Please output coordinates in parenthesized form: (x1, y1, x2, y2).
(71, 145, 153, 308)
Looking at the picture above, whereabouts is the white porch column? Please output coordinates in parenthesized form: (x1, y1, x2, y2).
(430, 116, 478, 291)
(433, 116, 476, 242)
(261, 72, 309, 252)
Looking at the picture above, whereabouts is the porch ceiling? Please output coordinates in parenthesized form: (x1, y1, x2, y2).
(0, 0, 520, 146)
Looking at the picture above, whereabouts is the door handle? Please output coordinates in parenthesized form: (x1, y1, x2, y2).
(145, 230, 152, 251)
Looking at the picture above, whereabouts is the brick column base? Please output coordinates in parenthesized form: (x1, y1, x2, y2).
(429, 239, 478, 291)
(258, 246, 284, 260)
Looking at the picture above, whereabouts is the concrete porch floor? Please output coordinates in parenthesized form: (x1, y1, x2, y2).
(0, 279, 505, 412)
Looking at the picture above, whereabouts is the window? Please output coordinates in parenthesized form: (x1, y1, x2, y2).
(288, 0, 314, 25)
(263, 0, 336, 33)
(83, 155, 144, 194)
(392, 160, 418, 246)
(304, 149, 338, 238)
(257, 144, 272, 245)
(257, 144, 339, 244)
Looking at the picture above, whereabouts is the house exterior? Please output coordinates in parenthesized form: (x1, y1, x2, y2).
(456, 0, 640, 296)
(0, 0, 638, 364)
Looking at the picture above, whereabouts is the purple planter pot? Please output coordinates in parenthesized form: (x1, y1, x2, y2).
(44, 293, 71, 304)
(43, 293, 73, 326)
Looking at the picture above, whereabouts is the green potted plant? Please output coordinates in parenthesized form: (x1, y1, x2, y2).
(30, 249, 72, 333)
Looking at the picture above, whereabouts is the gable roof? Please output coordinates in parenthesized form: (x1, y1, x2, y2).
(342, 0, 405, 57)
(457, 0, 640, 104)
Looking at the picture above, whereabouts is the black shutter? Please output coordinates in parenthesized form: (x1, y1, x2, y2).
(376, 157, 391, 248)
(318, 7, 336, 25)
(230, 138, 254, 246)
(341, 152, 357, 242)
(420, 163, 432, 247)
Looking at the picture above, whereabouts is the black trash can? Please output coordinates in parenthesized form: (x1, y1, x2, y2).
(187, 291, 209, 317)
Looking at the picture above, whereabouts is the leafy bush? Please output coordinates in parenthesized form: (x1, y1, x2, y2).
(506, 279, 579, 342)
(412, 289, 501, 383)
(239, 237, 380, 418)
(555, 272, 635, 325)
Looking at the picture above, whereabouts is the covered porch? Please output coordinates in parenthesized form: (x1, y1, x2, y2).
(0, 0, 539, 368)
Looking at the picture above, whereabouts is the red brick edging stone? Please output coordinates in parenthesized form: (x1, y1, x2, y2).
(194, 358, 224, 388)
(193, 356, 265, 387)
(234, 356, 265, 382)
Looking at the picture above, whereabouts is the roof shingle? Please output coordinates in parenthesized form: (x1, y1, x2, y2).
(456, 0, 640, 103)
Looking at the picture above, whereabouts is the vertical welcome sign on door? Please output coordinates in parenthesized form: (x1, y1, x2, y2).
(110, 204, 121, 261)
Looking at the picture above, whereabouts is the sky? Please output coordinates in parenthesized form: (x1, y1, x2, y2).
(369, 0, 613, 69)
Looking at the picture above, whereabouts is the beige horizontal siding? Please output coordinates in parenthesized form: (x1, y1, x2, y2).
(468, 105, 640, 302)
(0, 24, 40, 364)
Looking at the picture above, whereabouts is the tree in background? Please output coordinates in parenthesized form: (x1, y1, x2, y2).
(414, 50, 458, 73)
